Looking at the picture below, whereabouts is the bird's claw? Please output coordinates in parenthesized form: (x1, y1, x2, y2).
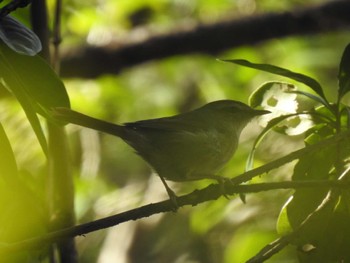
(166, 188, 179, 211)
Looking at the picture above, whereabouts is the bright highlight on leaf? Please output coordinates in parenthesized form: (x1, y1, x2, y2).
(0, 16, 41, 56)
(249, 81, 313, 136)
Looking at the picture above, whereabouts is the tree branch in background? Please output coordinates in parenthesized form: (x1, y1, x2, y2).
(60, 0, 350, 78)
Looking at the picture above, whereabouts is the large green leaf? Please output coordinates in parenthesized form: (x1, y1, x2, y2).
(0, 123, 18, 183)
(0, 45, 71, 155)
(0, 123, 47, 261)
(338, 43, 350, 100)
(0, 45, 70, 111)
(287, 136, 337, 228)
(281, 131, 350, 262)
(222, 59, 327, 103)
(0, 58, 48, 155)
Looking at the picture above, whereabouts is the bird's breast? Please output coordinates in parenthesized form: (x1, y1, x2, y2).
(205, 128, 238, 164)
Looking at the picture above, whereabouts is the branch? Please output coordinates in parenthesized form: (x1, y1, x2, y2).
(229, 131, 350, 185)
(1, 131, 348, 254)
(1, 180, 350, 255)
(60, 0, 350, 78)
(0, 0, 31, 18)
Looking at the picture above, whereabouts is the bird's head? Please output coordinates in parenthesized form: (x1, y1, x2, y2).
(194, 100, 270, 135)
(201, 100, 270, 118)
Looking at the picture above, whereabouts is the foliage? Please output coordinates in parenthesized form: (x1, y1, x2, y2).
(224, 43, 350, 262)
(1, 1, 350, 263)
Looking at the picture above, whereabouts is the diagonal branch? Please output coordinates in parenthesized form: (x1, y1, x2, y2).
(60, 0, 350, 78)
(1, 131, 349, 255)
(1, 179, 350, 255)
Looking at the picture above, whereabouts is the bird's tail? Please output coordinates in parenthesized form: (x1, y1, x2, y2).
(52, 108, 125, 138)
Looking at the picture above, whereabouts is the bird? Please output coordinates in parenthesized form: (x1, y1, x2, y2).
(53, 100, 269, 204)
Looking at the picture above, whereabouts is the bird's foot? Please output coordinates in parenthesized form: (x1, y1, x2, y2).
(165, 187, 179, 212)
(215, 176, 246, 203)
(210, 176, 231, 199)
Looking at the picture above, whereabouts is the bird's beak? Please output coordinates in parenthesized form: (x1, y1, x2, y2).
(255, 109, 271, 115)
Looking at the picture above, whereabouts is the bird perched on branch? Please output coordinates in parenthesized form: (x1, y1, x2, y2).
(53, 100, 269, 205)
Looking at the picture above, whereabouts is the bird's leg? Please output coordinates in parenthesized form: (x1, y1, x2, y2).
(158, 175, 178, 211)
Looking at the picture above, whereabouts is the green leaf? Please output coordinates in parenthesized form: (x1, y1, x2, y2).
(249, 81, 296, 108)
(246, 113, 298, 170)
(222, 59, 327, 102)
(277, 197, 293, 235)
(0, 123, 18, 183)
(285, 137, 344, 250)
(0, 45, 71, 155)
(0, 48, 49, 155)
(0, 125, 48, 261)
(0, 45, 70, 111)
(288, 90, 330, 110)
(338, 43, 350, 100)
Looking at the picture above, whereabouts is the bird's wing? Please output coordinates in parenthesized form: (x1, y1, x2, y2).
(124, 113, 204, 132)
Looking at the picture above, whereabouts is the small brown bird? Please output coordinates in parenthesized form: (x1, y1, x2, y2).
(54, 100, 269, 203)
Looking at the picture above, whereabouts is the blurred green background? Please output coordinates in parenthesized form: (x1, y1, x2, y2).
(2, 0, 350, 262)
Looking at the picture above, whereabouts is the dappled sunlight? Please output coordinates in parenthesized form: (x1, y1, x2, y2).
(2, 1, 350, 262)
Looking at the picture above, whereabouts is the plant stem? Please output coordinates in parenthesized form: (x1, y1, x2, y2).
(30, 1, 77, 262)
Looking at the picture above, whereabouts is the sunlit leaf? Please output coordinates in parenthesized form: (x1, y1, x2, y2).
(0, 123, 18, 182)
(249, 82, 299, 128)
(249, 81, 296, 108)
(0, 45, 70, 111)
(0, 179, 48, 261)
(222, 59, 327, 102)
(0, 123, 48, 261)
(277, 196, 293, 235)
(0, 16, 41, 56)
(246, 113, 298, 170)
(0, 48, 49, 155)
(246, 82, 320, 169)
(338, 43, 350, 100)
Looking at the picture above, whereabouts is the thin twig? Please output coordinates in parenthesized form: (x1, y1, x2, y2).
(0, 0, 31, 18)
(229, 131, 350, 185)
